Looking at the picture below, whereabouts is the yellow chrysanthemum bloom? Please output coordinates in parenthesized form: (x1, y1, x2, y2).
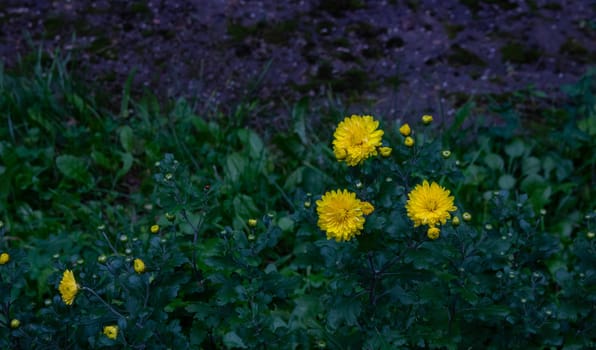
(399, 123, 411, 136)
(422, 115, 433, 125)
(406, 180, 457, 228)
(103, 325, 118, 340)
(0, 252, 9, 265)
(59, 270, 80, 305)
(316, 189, 374, 242)
(404, 136, 415, 147)
(332, 115, 384, 166)
(133, 258, 146, 274)
(150, 224, 160, 233)
(427, 227, 440, 240)
(379, 146, 392, 157)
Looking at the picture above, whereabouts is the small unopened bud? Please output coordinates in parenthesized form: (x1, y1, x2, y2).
(248, 219, 257, 227)
(10, 319, 20, 329)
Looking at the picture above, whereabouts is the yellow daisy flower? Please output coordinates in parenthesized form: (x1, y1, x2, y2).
(59, 270, 80, 305)
(150, 224, 160, 233)
(332, 115, 384, 166)
(103, 325, 118, 340)
(133, 258, 146, 274)
(404, 136, 415, 147)
(316, 189, 374, 242)
(406, 180, 457, 228)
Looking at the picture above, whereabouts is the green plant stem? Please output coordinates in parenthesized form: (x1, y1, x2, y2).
(82, 286, 126, 320)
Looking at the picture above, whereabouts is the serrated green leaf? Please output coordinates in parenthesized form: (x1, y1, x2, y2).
(223, 331, 247, 348)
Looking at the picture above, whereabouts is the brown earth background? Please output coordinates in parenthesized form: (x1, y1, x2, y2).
(1, 0, 594, 129)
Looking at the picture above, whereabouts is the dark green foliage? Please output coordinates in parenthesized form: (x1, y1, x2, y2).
(1, 53, 595, 349)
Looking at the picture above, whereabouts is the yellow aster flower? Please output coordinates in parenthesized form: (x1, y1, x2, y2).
(316, 189, 374, 242)
(150, 224, 160, 233)
(332, 115, 384, 166)
(427, 227, 440, 240)
(103, 325, 118, 340)
(0, 252, 9, 265)
(422, 115, 433, 125)
(399, 123, 411, 136)
(59, 270, 80, 305)
(406, 180, 457, 228)
(404, 136, 415, 147)
(379, 146, 392, 157)
(133, 258, 146, 274)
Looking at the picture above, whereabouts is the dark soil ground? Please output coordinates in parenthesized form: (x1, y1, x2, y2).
(1, 0, 594, 129)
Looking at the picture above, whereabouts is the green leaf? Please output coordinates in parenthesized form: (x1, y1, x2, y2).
(223, 331, 247, 349)
(484, 153, 504, 170)
(225, 152, 246, 183)
(498, 174, 516, 190)
(504, 139, 525, 158)
(114, 152, 134, 181)
(56, 155, 90, 183)
(119, 125, 134, 153)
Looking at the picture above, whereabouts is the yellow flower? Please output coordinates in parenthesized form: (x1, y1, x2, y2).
(332, 115, 384, 166)
(0, 252, 9, 265)
(316, 189, 374, 242)
(150, 224, 160, 233)
(406, 180, 457, 228)
(103, 325, 118, 340)
(422, 115, 433, 125)
(59, 270, 80, 305)
(10, 319, 20, 328)
(248, 218, 258, 227)
(399, 123, 411, 136)
(427, 227, 440, 240)
(133, 258, 146, 274)
(404, 136, 415, 147)
(379, 146, 392, 157)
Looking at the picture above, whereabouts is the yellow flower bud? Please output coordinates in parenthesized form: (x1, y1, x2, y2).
(379, 146, 392, 157)
(427, 227, 440, 240)
(150, 225, 160, 234)
(463, 212, 472, 222)
(404, 136, 415, 147)
(304, 200, 311, 208)
(133, 258, 146, 274)
(452, 216, 460, 226)
(442, 150, 451, 159)
(0, 252, 10, 265)
(248, 219, 257, 227)
(10, 319, 20, 328)
(165, 212, 176, 222)
(399, 123, 411, 136)
(103, 325, 118, 340)
(587, 232, 595, 239)
(422, 115, 433, 125)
